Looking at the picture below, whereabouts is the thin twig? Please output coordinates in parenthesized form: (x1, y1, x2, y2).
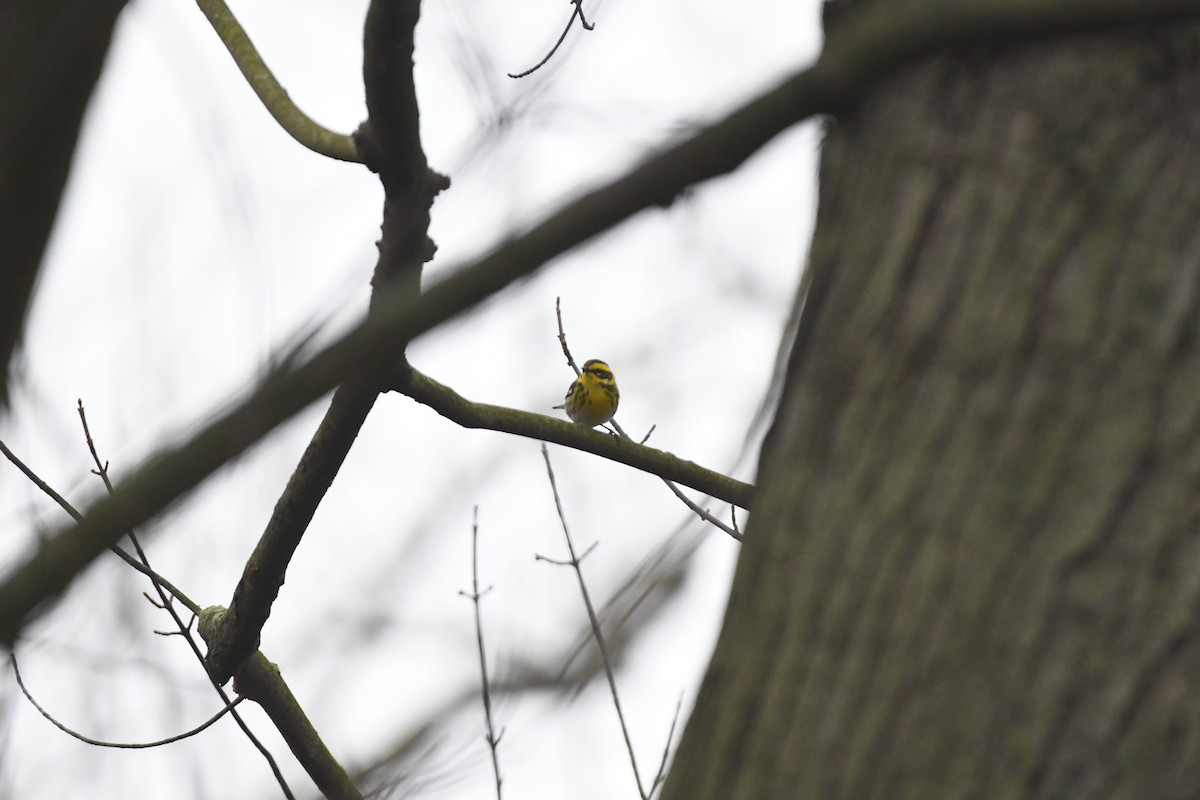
(508, 0, 595, 79)
(555, 296, 580, 376)
(554, 304, 743, 541)
(0, 439, 78, 521)
(74, 402, 296, 800)
(539, 444, 648, 799)
(534, 541, 598, 567)
(648, 694, 684, 798)
(575, 0, 595, 30)
(652, 477, 742, 541)
(10, 653, 244, 748)
(0, 437, 201, 613)
(460, 507, 504, 800)
(639, 425, 657, 445)
(77, 400, 114, 492)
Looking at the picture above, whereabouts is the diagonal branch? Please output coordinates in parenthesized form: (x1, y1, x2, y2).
(201, 0, 444, 684)
(202, 384, 379, 682)
(3, 0, 1197, 646)
(539, 444, 647, 798)
(217, 645, 364, 800)
(395, 367, 754, 510)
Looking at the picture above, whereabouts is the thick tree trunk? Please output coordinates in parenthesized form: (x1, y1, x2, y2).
(665, 24, 1200, 800)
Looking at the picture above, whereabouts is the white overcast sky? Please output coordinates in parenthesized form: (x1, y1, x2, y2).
(1, 0, 822, 797)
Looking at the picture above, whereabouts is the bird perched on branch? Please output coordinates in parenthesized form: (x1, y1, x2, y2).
(555, 359, 619, 427)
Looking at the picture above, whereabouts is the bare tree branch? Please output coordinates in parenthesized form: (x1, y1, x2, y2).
(396, 367, 754, 509)
(507, 0, 595, 79)
(539, 444, 649, 799)
(11, 654, 245, 748)
(194, 0, 358, 162)
(219, 646, 363, 800)
(460, 508, 504, 799)
(1, 426, 297, 798)
(202, 0, 447, 684)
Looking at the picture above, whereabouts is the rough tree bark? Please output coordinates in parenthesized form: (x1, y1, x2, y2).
(664, 21, 1200, 800)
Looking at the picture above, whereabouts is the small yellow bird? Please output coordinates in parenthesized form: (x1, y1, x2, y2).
(555, 359, 619, 427)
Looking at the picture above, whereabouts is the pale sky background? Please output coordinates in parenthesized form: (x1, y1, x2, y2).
(0, 0, 823, 797)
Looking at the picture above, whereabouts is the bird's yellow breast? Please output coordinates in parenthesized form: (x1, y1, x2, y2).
(563, 359, 619, 426)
